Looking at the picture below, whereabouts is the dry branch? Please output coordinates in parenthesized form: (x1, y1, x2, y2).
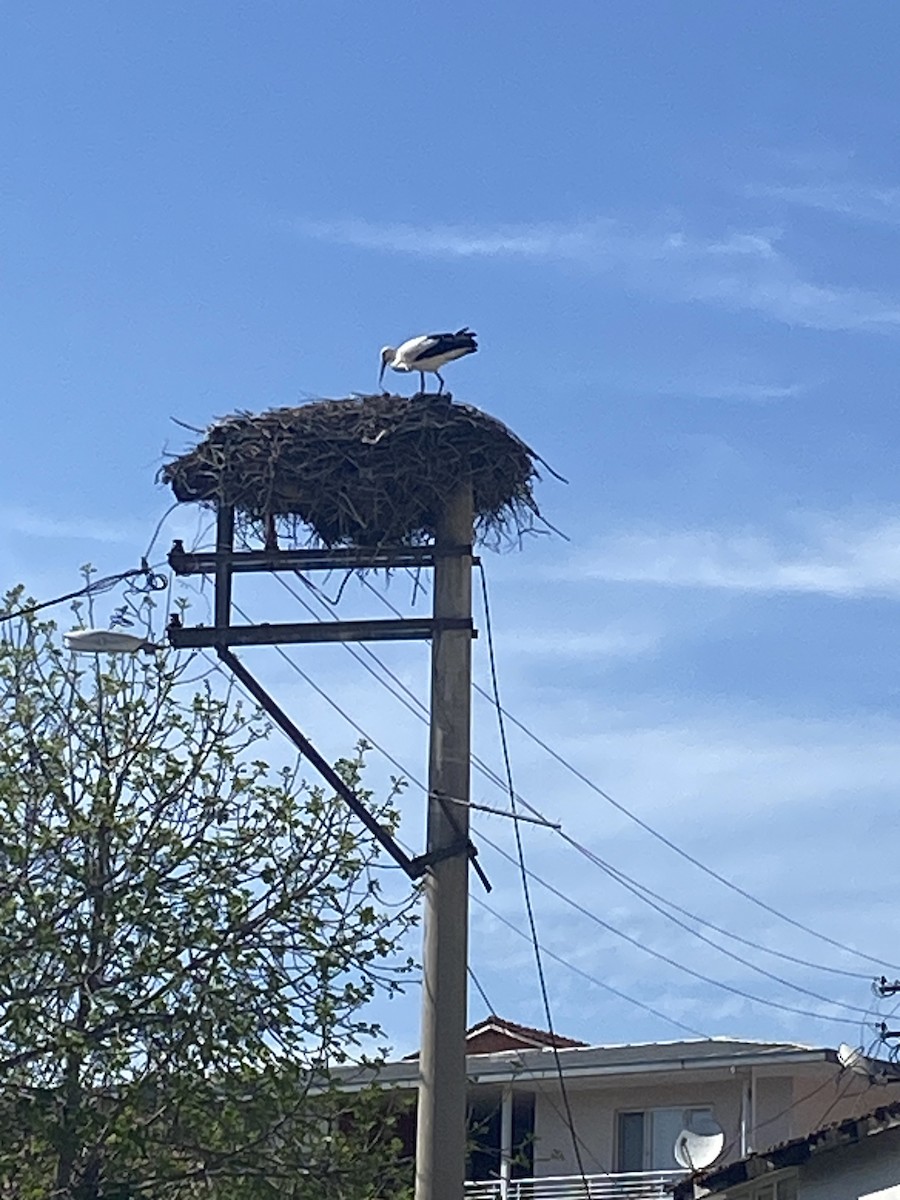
(161, 394, 546, 550)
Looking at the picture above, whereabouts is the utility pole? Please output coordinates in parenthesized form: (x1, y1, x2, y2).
(167, 474, 479, 1200)
(415, 478, 474, 1200)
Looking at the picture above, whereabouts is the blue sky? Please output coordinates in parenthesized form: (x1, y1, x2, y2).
(4, 2, 900, 1066)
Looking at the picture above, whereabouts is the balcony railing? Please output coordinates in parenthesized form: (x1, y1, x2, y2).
(464, 1170, 683, 1200)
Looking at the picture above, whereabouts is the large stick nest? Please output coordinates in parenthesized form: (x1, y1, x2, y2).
(161, 394, 550, 549)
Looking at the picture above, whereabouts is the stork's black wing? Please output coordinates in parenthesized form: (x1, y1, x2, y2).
(412, 328, 478, 362)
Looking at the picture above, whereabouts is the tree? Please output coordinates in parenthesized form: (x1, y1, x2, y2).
(0, 587, 417, 1199)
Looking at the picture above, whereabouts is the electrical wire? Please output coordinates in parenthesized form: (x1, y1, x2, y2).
(142, 501, 181, 561)
(356, 573, 897, 977)
(549, 835, 870, 983)
(267, 569, 878, 1012)
(468, 967, 495, 1018)
(471, 895, 708, 1040)
(227, 600, 708, 1043)
(507, 1051, 611, 1177)
(476, 560, 594, 1185)
(0, 566, 153, 625)
(236, 585, 873, 1029)
(273, 570, 866, 984)
(479, 830, 871, 1026)
(535, 839, 875, 1014)
(478, 691, 899, 974)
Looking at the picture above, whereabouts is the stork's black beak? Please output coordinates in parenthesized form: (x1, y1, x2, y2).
(378, 359, 387, 390)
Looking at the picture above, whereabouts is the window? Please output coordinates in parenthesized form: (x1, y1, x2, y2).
(466, 1092, 535, 1183)
(616, 1106, 715, 1172)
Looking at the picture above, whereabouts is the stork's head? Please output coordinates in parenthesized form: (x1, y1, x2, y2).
(378, 346, 395, 389)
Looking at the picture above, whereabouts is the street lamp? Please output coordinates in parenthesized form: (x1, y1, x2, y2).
(64, 629, 161, 655)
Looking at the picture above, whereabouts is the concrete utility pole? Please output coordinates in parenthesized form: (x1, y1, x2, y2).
(415, 478, 474, 1200)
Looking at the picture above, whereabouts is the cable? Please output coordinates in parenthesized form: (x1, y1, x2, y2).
(810, 1047, 879, 1131)
(471, 895, 708, 1040)
(468, 967, 495, 1019)
(0, 564, 167, 626)
(536, 839, 875, 1015)
(357, 573, 896, 976)
(717, 1072, 842, 1166)
(477, 693, 900, 974)
(279, 573, 815, 974)
(477, 562, 595, 1184)
(479, 829, 868, 1026)
(142, 501, 181, 562)
(550, 834, 870, 982)
(243, 583, 872, 1029)
(271, 569, 876, 1010)
(229, 599, 710, 1043)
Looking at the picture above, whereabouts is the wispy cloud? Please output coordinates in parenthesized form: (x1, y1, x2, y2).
(748, 180, 900, 226)
(0, 506, 140, 545)
(496, 625, 660, 660)
(565, 513, 900, 597)
(292, 216, 900, 333)
(655, 379, 809, 403)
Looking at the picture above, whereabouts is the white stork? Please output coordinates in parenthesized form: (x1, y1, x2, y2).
(379, 327, 478, 394)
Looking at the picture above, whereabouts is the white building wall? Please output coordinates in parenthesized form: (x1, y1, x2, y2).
(527, 1069, 873, 1180)
(531, 1077, 744, 1177)
(797, 1128, 900, 1200)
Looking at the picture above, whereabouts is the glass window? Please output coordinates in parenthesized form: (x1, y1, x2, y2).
(616, 1106, 715, 1171)
(617, 1111, 645, 1173)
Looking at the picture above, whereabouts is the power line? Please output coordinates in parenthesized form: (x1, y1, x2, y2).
(0, 563, 165, 625)
(478, 829, 871, 1026)
(249, 577, 873, 1026)
(476, 690, 899, 974)
(533, 837, 874, 1012)
(476, 561, 594, 1184)
(275, 570, 866, 984)
(356, 573, 897, 976)
(228, 601, 713, 1040)
(468, 967, 495, 1018)
(471, 895, 708, 1040)
(268, 570, 879, 1007)
(547, 833, 870, 982)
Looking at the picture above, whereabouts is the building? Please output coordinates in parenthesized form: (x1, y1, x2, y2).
(337, 1016, 889, 1200)
(672, 1100, 900, 1200)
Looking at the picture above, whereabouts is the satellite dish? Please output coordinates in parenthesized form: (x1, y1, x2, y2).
(64, 629, 157, 655)
(837, 1043, 871, 1078)
(674, 1123, 726, 1172)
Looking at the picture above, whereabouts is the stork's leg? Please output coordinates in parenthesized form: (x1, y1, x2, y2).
(435, 371, 445, 394)
(418, 370, 425, 394)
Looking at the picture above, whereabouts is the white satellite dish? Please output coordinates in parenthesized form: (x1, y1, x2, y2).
(837, 1043, 871, 1078)
(64, 629, 158, 655)
(674, 1123, 726, 1172)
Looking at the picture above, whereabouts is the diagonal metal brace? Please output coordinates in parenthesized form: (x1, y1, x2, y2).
(214, 646, 425, 880)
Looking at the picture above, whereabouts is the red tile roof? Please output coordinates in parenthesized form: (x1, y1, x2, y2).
(404, 1015, 587, 1059)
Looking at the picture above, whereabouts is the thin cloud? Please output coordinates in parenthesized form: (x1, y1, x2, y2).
(292, 216, 900, 333)
(656, 379, 808, 403)
(0, 506, 140, 544)
(495, 626, 660, 659)
(567, 514, 900, 597)
(748, 180, 900, 226)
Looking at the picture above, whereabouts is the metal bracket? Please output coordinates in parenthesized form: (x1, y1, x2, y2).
(410, 839, 472, 872)
(168, 539, 480, 576)
(168, 617, 476, 650)
(410, 838, 492, 894)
